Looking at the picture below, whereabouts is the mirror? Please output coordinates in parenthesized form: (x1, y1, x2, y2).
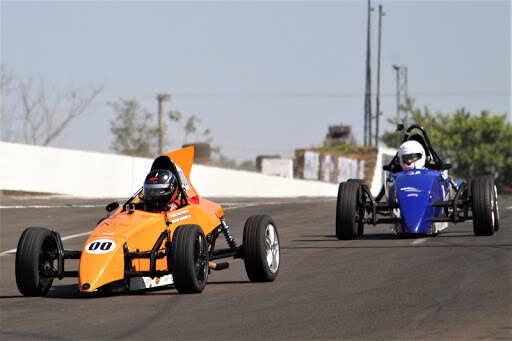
(106, 202, 119, 212)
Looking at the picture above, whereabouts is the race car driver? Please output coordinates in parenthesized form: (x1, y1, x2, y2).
(142, 169, 183, 212)
(142, 169, 228, 271)
(397, 140, 426, 171)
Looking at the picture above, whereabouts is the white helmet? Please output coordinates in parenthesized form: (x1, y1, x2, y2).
(398, 140, 426, 170)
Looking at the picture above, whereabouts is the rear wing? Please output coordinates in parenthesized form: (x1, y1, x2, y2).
(151, 146, 200, 202)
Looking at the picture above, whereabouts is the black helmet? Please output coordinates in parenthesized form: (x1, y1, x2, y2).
(143, 169, 178, 206)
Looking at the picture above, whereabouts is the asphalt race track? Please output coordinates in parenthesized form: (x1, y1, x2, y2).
(1, 196, 511, 340)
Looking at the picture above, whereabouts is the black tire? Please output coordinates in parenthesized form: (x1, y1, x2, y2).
(336, 181, 361, 240)
(15, 227, 57, 296)
(347, 179, 366, 236)
(348, 179, 367, 235)
(170, 225, 209, 293)
(243, 215, 280, 282)
(471, 176, 498, 236)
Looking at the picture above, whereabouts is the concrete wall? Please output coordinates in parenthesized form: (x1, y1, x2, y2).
(0, 142, 339, 198)
(370, 146, 397, 195)
(261, 158, 294, 178)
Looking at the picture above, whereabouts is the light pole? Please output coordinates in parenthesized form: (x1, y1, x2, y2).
(375, 4, 385, 146)
(157, 94, 170, 155)
(392, 65, 408, 126)
(364, 0, 373, 146)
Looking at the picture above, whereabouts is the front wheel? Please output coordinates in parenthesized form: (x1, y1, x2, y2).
(471, 176, 499, 236)
(15, 227, 58, 296)
(336, 181, 362, 240)
(171, 225, 209, 293)
(243, 215, 280, 282)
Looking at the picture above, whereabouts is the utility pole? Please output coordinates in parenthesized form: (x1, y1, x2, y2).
(375, 4, 385, 146)
(364, 0, 373, 146)
(157, 94, 170, 155)
(392, 65, 408, 126)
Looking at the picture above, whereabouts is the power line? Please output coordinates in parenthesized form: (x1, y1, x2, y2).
(87, 90, 509, 110)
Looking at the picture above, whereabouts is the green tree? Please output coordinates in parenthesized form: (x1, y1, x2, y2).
(110, 99, 158, 157)
(110, 98, 217, 160)
(183, 115, 212, 145)
(382, 102, 512, 191)
(239, 159, 257, 172)
(212, 154, 238, 169)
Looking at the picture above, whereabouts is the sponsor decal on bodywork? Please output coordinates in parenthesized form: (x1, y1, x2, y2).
(432, 222, 449, 233)
(130, 274, 174, 291)
(401, 187, 423, 192)
(170, 209, 189, 218)
(168, 209, 191, 224)
(170, 215, 191, 224)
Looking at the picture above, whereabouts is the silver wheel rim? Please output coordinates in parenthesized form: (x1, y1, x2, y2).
(194, 234, 208, 284)
(490, 186, 496, 227)
(493, 185, 499, 227)
(265, 224, 280, 273)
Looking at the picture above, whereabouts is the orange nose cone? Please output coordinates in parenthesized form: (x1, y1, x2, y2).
(79, 236, 126, 292)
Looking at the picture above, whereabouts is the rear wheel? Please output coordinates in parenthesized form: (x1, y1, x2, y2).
(15, 227, 57, 296)
(471, 176, 499, 236)
(243, 215, 280, 282)
(336, 181, 362, 240)
(171, 225, 209, 293)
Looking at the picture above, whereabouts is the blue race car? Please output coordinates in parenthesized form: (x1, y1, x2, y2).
(336, 125, 500, 239)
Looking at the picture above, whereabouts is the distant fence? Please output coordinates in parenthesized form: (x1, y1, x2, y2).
(295, 147, 396, 195)
(296, 149, 367, 182)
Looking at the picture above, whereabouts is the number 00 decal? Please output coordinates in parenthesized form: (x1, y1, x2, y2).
(85, 239, 117, 254)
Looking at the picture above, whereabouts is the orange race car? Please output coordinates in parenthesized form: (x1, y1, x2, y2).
(15, 146, 280, 296)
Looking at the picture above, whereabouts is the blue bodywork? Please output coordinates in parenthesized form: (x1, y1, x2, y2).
(390, 169, 451, 235)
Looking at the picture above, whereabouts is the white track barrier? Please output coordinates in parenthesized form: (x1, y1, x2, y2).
(370, 146, 397, 195)
(0, 142, 339, 198)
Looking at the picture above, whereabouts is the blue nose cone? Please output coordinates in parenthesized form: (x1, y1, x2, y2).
(398, 189, 431, 232)
(395, 170, 436, 233)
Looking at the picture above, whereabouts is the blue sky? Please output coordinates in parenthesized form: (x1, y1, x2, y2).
(1, 0, 510, 161)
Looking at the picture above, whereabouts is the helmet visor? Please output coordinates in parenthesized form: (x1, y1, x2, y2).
(143, 183, 172, 201)
(399, 153, 422, 166)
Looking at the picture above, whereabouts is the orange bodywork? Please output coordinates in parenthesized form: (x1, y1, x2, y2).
(79, 146, 224, 292)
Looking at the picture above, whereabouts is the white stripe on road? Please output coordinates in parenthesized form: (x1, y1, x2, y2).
(0, 199, 313, 256)
(61, 231, 93, 241)
(411, 238, 429, 246)
(0, 231, 92, 257)
(0, 202, 261, 256)
(0, 248, 17, 256)
(0, 199, 332, 210)
(0, 204, 105, 209)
